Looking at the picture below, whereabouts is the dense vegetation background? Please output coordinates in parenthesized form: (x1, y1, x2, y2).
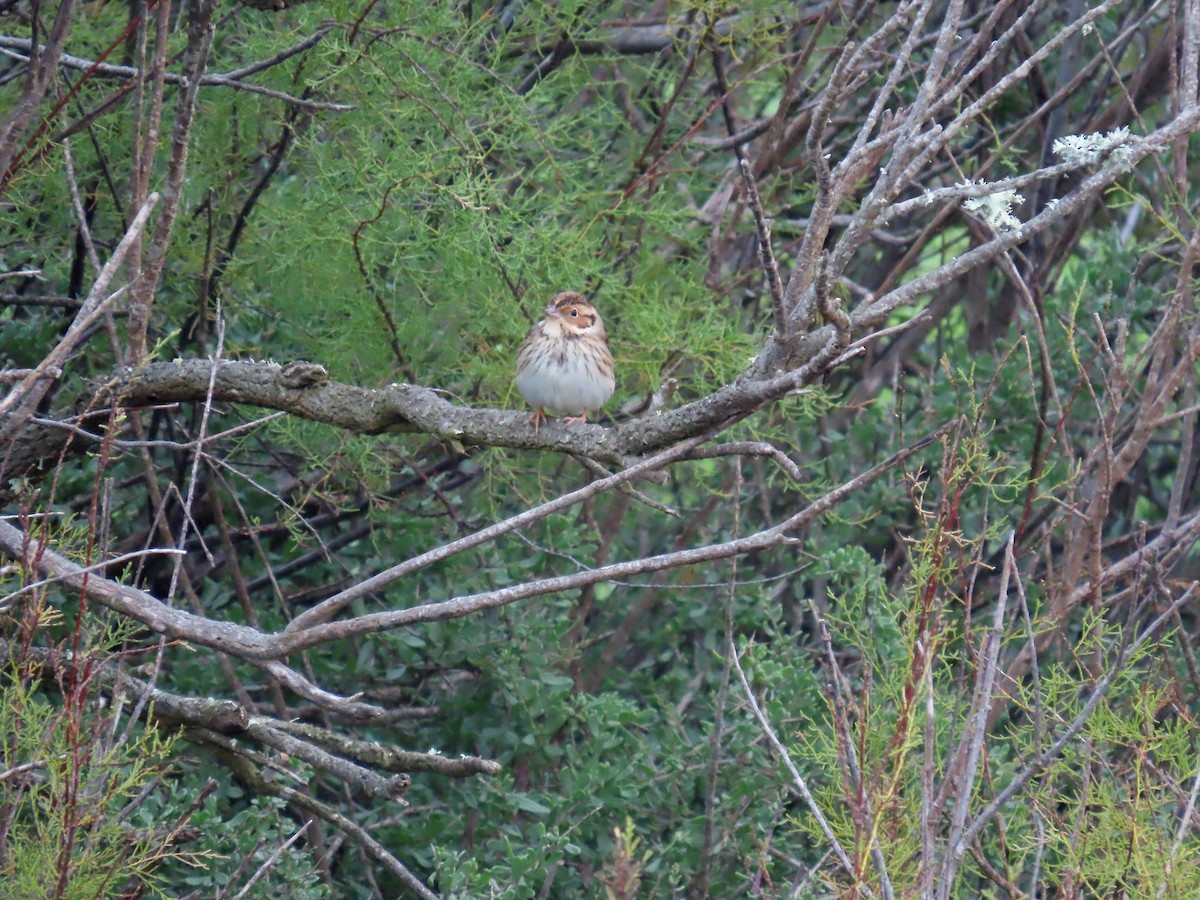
(5, 0, 1200, 896)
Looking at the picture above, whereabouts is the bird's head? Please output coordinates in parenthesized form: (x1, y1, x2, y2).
(545, 291, 602, 336)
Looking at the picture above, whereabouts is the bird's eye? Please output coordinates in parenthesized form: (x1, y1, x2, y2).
(570, 308, 579, 317)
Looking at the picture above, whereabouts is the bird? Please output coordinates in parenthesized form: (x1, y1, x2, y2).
(515, 291, 615, 433)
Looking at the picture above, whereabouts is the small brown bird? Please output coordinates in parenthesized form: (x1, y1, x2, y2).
(515, 291, 615, 432)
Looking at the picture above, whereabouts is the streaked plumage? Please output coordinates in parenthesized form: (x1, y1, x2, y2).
(515, 291, 615, 432)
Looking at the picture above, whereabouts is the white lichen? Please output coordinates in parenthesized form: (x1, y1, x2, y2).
(962, 188, 1025, 231)
(1052, 127, 1132, 166)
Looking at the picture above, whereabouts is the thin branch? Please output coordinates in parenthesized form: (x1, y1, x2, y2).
(956, 584, 1200, 852)
(287, 430, 720, 632)
(737, 157, 789, 337)
(0, 423, 950, 664)
(0, 193, 159, 441)
(228, 822, 311, 900)
(730, 638, 868, 894)
(939, 532, 1014, 897)
(277, 422, 951, 655)
(0, 33, 351, 111)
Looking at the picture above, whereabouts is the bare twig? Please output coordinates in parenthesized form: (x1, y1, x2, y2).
(738, 158, 789, 337)
(0, 193, 159, 440)
(939, 532, 1014, 897)
(956, 584, 1200, 852)
(0, 33, 350, 111)
(228, 822, 311, 900)
(730, 638, 867, 893)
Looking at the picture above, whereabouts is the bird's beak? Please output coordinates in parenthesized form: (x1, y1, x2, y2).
(545, 303, 559, 317)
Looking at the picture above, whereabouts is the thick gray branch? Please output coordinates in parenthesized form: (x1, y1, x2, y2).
(44, 350, 833, 461)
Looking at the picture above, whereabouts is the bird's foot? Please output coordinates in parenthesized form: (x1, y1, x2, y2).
(530, 408, 547, 434)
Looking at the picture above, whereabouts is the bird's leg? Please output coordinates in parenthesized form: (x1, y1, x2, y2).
(530, 407, 547, 434)
(562, 413, 588, 425)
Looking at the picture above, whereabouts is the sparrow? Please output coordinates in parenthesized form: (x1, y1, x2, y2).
(515, 291, 615, 433)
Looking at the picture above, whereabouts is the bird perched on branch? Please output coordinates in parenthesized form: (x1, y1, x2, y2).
(515, 291, 615, 433)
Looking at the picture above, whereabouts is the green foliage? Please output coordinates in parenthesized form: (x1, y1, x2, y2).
(752, 452, 1200, 896)
(0, 649, 180, 897)
(148, 792, 329, 899)
(6, 0, 1200, 896)
(196, 3, 751, 404)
